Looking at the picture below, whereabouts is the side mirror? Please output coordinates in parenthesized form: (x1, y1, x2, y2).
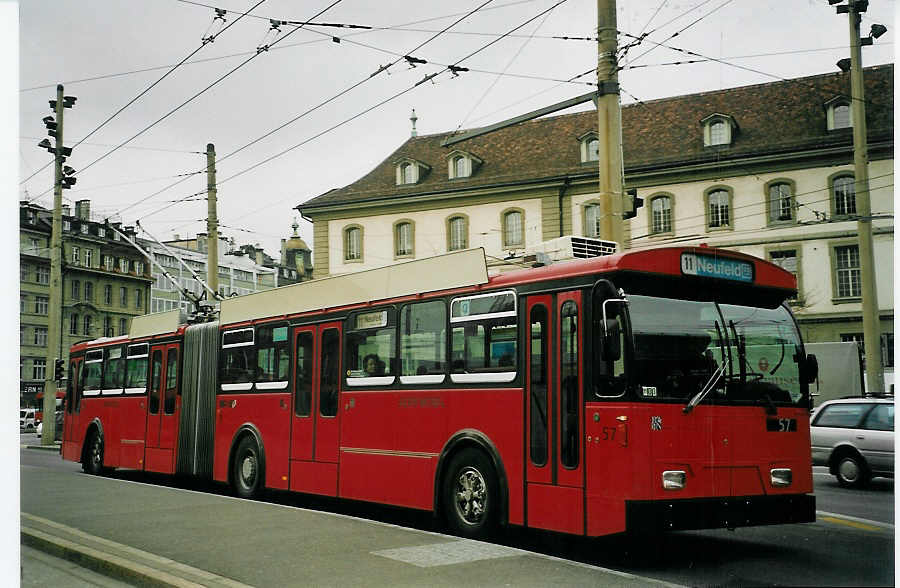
(803, 353, 818, 385)
(602, 319, 621, 362)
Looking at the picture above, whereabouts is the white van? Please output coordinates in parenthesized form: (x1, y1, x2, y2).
(20, 408, 36, 432)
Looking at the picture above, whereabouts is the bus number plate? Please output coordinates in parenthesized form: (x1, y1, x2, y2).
(766, 418, 796, 432)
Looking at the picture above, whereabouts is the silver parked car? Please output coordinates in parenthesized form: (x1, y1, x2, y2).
(811, 397, 894, 488)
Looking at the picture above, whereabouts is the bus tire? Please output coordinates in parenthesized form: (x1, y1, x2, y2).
(232, 435, 264, 499)
(442, 448, 499, 538)
(83, 429, 104, 476)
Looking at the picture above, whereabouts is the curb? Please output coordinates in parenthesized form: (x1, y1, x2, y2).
(21, 526, 202, 588)
(25, 444, 61, 452)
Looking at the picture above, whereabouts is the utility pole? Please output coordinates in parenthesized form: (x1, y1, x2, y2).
(41, 85, 66, 445)
(206, 143, 219, 296)
(596, 0, 624, 246)
(841, 0, 884, 394)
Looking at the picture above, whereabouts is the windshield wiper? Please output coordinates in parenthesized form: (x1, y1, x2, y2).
(684, 361, 726, 414)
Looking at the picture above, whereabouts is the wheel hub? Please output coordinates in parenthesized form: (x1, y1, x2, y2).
(455, 467, 486, 525)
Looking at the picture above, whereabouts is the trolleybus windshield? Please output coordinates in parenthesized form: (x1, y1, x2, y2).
(622, 294, 806, 406)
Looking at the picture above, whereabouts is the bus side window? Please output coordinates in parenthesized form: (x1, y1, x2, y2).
(164, 348, 178, 414)
(149, 350, 162, 414)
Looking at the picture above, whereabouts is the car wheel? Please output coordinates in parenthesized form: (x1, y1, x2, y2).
(232, 436, 264, 499)
(835, 453, 870, 488)
(443, 448, 499, 538)
(83, 430, 104, 475)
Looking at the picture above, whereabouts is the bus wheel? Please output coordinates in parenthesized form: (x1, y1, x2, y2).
(232, 436, 264, 499)
(83, 430, 104, 475)
(443, 448, 498, 538)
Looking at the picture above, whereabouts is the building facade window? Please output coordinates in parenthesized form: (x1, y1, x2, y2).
(767, 181, 795, 223)
(402, 162, 414, 184)
(80, 223, 89, 234)
(702, 115, 736, 147)
(709, 121, 727, 145)
(34, 327, 47, 346)
(447, 215, 468, 251)
(394, 221, 414, 258)
(104, 284, 112, 305)
(502, 209, 524, 248)
(83, 315, 93, 336)
(20, 294, 26, 313)
(84, 248, 93, 267)
(827, 99, 852, 131)
(119, 258, 129, 273)
(21, 264, 28, 281)
(104, 255, 114, 271)
(32, 359, 46, 381)
(104, 316, 112, 337)
(36, 266, 50, 284)
(70, 314, 79, 335)
(98, 227, 105, 238)
(120, 287, 128, 307)
(71, 280, 80, 300)
(833, 244, 861, 299)
(72, 246, 79, 264)
(832, 174, 857, 217)
(84, 282, 93, 301)
(706, 188, 731, 229)
(455, 156, 466, 178)
(650, 195, 673, 234)
(344, 225, 363, 262)
(135, 289, 143, 309)
(35, 296, 49, 315)
(135, 261, 144, 275)
(120, 318, 128, 335)
(583, 203, 601, 238)
(769, 248, 800, 302)
(63, 219, 71, 231)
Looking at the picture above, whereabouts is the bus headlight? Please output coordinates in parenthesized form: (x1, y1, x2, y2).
(770, 468, 792, 487)
(662, 470, 686, 490)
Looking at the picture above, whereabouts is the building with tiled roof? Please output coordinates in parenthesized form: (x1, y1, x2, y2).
(297, 64, 893, 363)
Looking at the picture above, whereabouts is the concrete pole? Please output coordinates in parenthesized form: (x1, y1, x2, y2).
(42, 84, 64, 445)
(846, 2, 884, 394)
(596, 0, 624, 247)
(206, 143, 219, 296)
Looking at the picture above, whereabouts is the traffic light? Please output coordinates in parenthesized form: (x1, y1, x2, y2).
(54, 358, 65, 381)
(623, 188, 644, 220)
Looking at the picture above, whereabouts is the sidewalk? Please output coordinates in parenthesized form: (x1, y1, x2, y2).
(21, 458, 683, 588)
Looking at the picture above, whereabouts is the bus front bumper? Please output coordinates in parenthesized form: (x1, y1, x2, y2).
(625, 494, 816, 532)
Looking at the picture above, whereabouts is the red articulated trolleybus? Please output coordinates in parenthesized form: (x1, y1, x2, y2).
(61, 245, 818, 538)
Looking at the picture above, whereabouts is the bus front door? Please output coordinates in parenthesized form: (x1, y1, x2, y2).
(289, 322, 342, 496)
(525, 292, 585, 535)
(145, 343, 179, 473)
(61, 358, 82, 462)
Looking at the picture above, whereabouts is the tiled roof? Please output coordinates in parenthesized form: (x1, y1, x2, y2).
(300, 64, 893, 210)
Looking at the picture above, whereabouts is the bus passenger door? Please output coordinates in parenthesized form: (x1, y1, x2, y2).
(525, 292, 585, 535)
(289, 322, 341, 495)
(145, 344, 178, 473)
(62, 358, 82, 462)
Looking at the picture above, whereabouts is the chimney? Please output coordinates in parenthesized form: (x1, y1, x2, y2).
(410, 109, 418, 138)
(256, 250, 264, 266)
(75, 199, 90, 220)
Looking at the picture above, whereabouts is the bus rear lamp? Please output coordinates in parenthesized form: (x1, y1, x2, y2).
(770, 468, 792, 488)
(662, 471, 686, 490)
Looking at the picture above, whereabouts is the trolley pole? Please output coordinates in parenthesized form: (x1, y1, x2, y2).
(206, 143, 219, 296)
(42, 84, 65, 446)
(845, 1, 884, 393)
(596, 0, 624, 247)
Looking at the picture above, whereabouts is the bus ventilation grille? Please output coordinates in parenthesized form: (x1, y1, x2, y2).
(529, 236, 617, 262)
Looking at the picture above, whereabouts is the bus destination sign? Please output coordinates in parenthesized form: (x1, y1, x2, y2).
(680, 252, 753, 283)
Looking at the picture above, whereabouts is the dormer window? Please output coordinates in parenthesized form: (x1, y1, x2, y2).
(826, 97, 853, 130)
(446, 150, 482, 179)
(701, 114, 738, 147)
(578, 132, 599, 163)
(395, 158, 430, 185)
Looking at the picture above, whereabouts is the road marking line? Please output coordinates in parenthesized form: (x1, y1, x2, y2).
(816, 511, 893, 531)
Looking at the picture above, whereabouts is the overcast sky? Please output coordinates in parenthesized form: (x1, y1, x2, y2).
(16, 0, 896, 256)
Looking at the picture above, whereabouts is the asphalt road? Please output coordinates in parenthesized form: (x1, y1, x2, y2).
(20, 435, 895, 587)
